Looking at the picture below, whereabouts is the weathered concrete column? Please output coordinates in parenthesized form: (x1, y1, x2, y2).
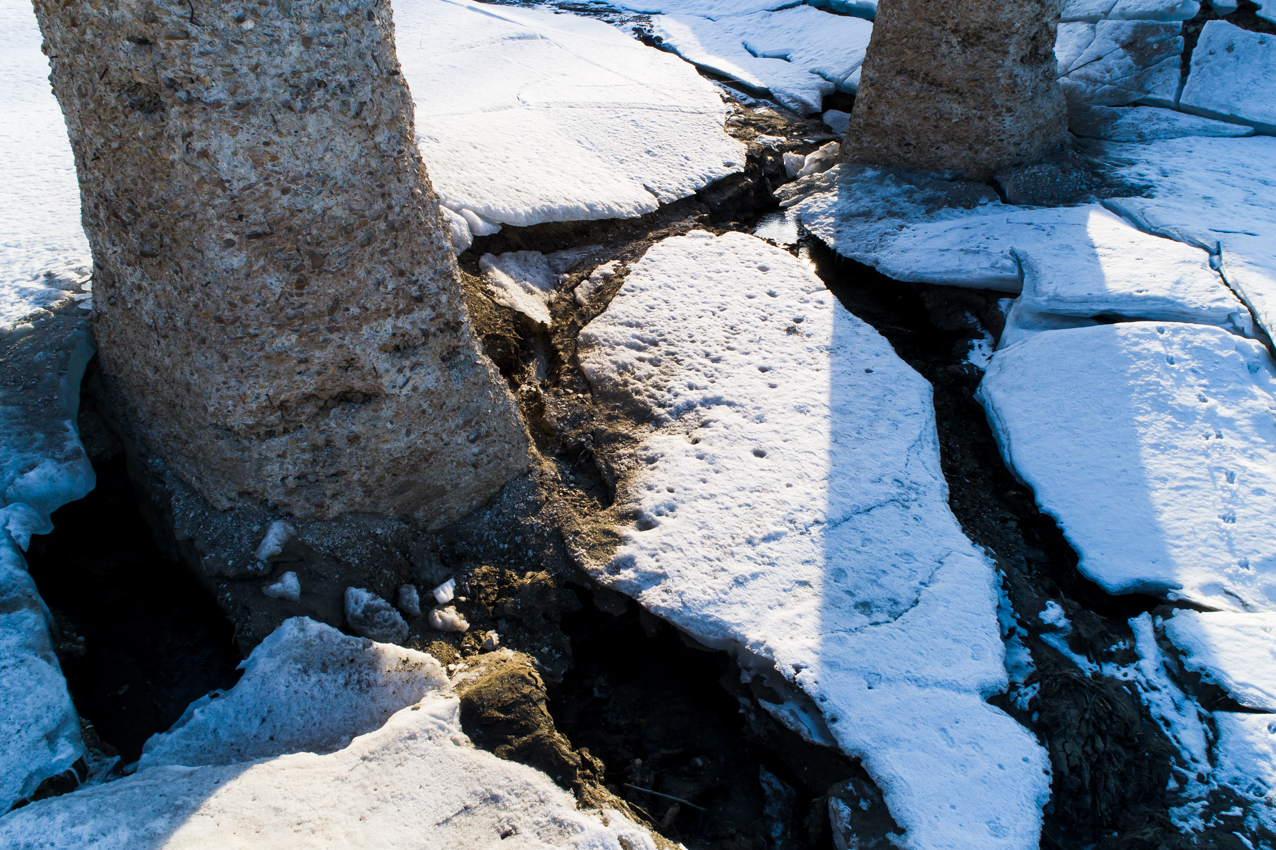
(841, 0, 1070, 181)
(32, 0, 529, 528)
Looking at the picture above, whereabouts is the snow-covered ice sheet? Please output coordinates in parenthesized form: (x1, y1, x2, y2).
(576, 231, 1049, 850)
(393, 0, 745, 228)
(1056, 21, 1183, 108)
(979, 322, 1276, 611)
(1165, 611, 1276, 711)
(1014, 206, 1249, 327)
(1098, 136, 1276, 342)
(0, 3, 91, 330)
(0, 618, 656, 850)
(1068, 104, 1255, 140)
(1061, 0, 1199, 22)
(479, 251, 558, 329)
(1180, 22, 1276, 134)
(650, 7, 873, 114)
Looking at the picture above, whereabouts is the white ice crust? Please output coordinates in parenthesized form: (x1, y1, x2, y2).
(650, 7, 873, 114)
(1165, 611, 1276, 711)
(394, 0, 745, 228)
(1180, 22, 1276, 134)
(480, 251, 558, 329)
(0, 3, 91, 330)
(980, 322, 1276, 611)
(577, 231, 1049, 850)
(1, 618, 655, 850)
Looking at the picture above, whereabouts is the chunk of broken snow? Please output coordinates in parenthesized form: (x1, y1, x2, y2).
(428, 606, 470, 633)
(2, 618, 655, 850)
(261, 571, 300, 603)
(396, 584, 422, 619)
(1013, 206, 1249, 327)
(651, 7, 873, 115)
(479, 251, 557, 329)
(575, 261, 620, 308)
(139, 617, 445, 770)
(822, 109, 851, 136)
(1056, 21, 1182, 109)
(1069, 104, 1254, 140)
(432, 577, 456, 605)
(1165, 611, 1276, 711)
(979, 322, 1276, 611)
(797, 141, 841, 178)
(1180, 22, 1276, 135)
(1061, 0, 1199, 22)
(577, 231, 1049, 850)
(440, 206, 471, 256)
(252, 520, 295, 563)
(394, 0, 745, 228)
(344, 587, 409, 644)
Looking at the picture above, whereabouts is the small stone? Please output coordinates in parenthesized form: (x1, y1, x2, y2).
(344, 587, 409, 644)
(262, 571, 301, 603)
(396, 584, 422, 618)
(428, 606, 470, 633)
(432, 578, 456, 605)
(481, 631, 500, 652)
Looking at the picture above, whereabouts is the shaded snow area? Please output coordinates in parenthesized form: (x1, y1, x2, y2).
(0, 2, 91, 330)
(650, 7, 874, 115)
(392, 0, 746, 232)
(0, 618, 656, 850)
(577, 231, 1049, 850)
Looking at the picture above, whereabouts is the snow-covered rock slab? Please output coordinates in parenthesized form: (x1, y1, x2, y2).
(980, 323, 1276, 611)
(1069, 104, 1254, 140)
(1099, 136, 1276, 341)
(1180, 22, 1276, 134)
(1165, 611, 1276, 711)
(0, 617, 656, 850)
(1014, 206, 1249, 327)
(0, 3, 90, 329)
(393, 0, 746, 229)
(1056, 21, 1182, 108)
(651, 7, 873, 114)
(479, 252, 558, 329)
(1061, 0, 1199, 22)
(577, 231, 1049, 850)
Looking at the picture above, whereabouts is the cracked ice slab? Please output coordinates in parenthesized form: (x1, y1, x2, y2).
(979, 322, 1276, 611)
(1061, 0, 1199, 22)
(1055, 20, 1182, 109)
(393, 0, 746, 229)
(1180, 22, 1276, 135)
(576, 231, 1049, 850)
(650, 6, 874, 115)
(1097, 136, 1276, 342)
(1165, 611, 1276, 711)
(0, 618, 656, 850)
(0, 3, 91, 329)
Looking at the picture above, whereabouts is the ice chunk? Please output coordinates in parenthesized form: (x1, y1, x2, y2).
(1069, 104, 1255, 139)
(1165, 611, 1276, 711)
(479, 251, 557, 329)
(252, 520, 295, 564)
(440, 206, 472, 255)
(577, 231, 1049, 850)
(432, 577, 456, 605)
(1056, 21, 1183, 108)
(1013, 206, 1248, 326)
(394, 0, 745, 228)
(651, 7, 874, 114)
(979, 322, 1276, 611)
(396, 584, 422, 619)
(1180, 22, 1276, 134)
(344, 588, 409, 644)
(1, 618, 655, 850)
(822, 109, 851, 136)
(797, 141, 841, 178)
(139, 618, 445, 769)
(261, 571, 300, 603)
(428, 606, 470, 633)
(998, 301, 1098, 349)
(1062, 0, 1199, 21)
(575, 261, 620, 308)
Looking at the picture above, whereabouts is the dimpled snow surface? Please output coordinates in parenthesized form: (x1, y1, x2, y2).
(577, 231, 1049, 850)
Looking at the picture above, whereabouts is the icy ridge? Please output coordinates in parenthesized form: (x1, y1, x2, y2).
(578, 231, 1049, 850)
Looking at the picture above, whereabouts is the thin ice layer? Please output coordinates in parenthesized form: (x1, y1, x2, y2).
(1165, 611, 1276, 711)
(979, 322, 1276, 611)
(1180, 22, 1276, 134)
(0, 3, 90, 329)
(650, 7, 873, 114)
(0, 618, 655, 850)
(577, 231, 1049, 850)
(393, 0, 745, 228)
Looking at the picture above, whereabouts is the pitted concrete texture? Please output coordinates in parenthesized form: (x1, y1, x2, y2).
(32, 0, 529, 528)
(842, 0, 1071, 181)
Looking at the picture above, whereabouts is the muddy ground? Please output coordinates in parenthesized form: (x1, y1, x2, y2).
(25, 47, 1276, 850)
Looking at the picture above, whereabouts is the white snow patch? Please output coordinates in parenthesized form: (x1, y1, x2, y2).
(1061, 0, 1199, 22)
(650, 7, 873, 114)
(252, 520, 295, 564)
(397, 584, 422, 618)
(979, 322, 1276, 611)
(965, 323, 995, 371)
(261, 571, 300, 603)
(1039, 601, 1070, 629)
(1069, 104, 1254, 140)
(344, 587, 409, 644)
(1214, 713, 1276, 815)
(1165, 610, 1276, 711)
(394, 0, 745, 227)
(1127, 612, 1212, 769)
(575, 261, 620, 307)
(428, 606, 470, 633)
(1, 618, 655, 850)
(1180, 22, 1276, 135)
(577, 231, 1049, 850)
(440, 206, 472, 255)
(479, 251, 557, 329)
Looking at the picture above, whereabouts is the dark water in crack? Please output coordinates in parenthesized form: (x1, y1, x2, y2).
(24, 456, 242, 765)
